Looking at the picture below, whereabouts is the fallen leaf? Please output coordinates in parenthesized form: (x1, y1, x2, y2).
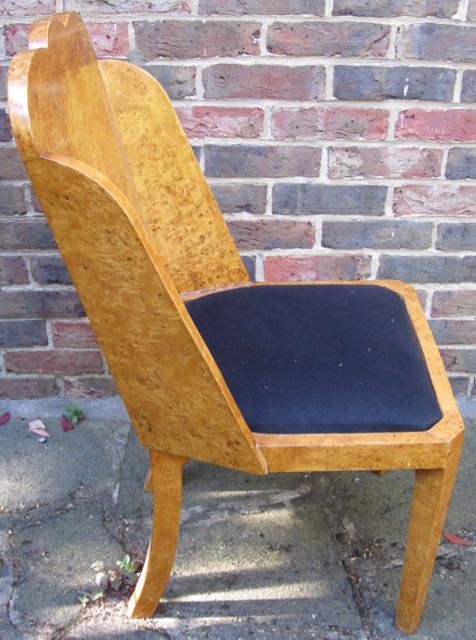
(61, 415, 74, 432)
(28, 419, 50, 438)
(0, 412, 11, 426)
(443, 532, 471, 547)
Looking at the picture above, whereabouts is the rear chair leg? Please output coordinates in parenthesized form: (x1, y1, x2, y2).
(396, 433, 463, 634)
(128, 450, 187, 618)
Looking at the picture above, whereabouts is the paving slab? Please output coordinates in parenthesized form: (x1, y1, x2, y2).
(0, 417, 129, 512)
(315, 414, 476, 639)
(104, 429, 364, 638)
(0, 398, 474, 639)
(8, 501, 124, 638)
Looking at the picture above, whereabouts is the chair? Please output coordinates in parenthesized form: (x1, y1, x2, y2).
(7, 12, 464, 634)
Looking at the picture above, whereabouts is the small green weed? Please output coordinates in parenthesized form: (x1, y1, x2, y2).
(64, 405, 85, 424)
(78, 555, 141, 607)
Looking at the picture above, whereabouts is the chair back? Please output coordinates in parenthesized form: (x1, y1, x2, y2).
(8, 12, 264, 474)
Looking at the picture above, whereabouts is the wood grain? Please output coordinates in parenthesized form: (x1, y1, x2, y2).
(7, 11, 465, 630)
(7, 13, 265, 475)
(129, 450, 186, 618)
(99, 59, 248, 293)
(396, 431, 464, 633)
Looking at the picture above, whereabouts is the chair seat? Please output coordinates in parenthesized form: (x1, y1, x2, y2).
(186, 284, 442, 435)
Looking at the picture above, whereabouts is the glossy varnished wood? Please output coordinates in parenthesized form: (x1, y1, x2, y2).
(396, 432, 463, 633)
(99, 59, 248, 293)
(129, 451, 186, 618)
(8, 12, 465, 633)
(9, 12, 139, 209)
(7, 13, 265, 476)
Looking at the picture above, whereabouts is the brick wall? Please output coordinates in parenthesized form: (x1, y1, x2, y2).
(0, 0, 475, 400)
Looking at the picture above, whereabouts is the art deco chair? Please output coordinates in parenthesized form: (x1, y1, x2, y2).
(8, 12, 464, 634)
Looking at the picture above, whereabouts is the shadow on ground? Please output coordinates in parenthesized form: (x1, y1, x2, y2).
(0, 399, 474, 639)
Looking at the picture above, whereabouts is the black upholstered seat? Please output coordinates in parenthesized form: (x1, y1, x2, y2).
(186, 285, 442, 435)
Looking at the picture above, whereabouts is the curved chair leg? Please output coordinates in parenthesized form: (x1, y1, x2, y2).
(396, 433, 463, 634)
(128, 450, 187, 618)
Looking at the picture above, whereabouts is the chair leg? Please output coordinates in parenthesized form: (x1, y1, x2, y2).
(128, 450, 187, 618)
(396, 433, 463, 634)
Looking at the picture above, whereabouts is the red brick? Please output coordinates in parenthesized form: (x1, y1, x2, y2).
(64, 376, 118, 398)
(134, 20, 260, 60)
(268, 21, 390, 57)
(86, 22, 129, 58)
(4, 21, 129, 58)
(65, 0, 190, 12)
(51, 321, 99, 349)
(264, 254, 371, 281)
(203, 64, 325, 100)
(5, 350, 104, 375)
(0, 377, 58, 400)
(199, 0, 325, 14)
(176, 107, 263, 139)
(271, 108, 388, 141)
(329, 147, 442, 179)
(228, 219, 315, 250)
(0, 257, 28, 285)
(441, 348, 476, 374)
(432, 291, 476, 317)
(393, 185, 476, 217)
(396, 109, 476, 142)
(1, 1, 55, 16)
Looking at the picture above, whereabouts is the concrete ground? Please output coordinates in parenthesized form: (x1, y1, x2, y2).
(0, 397, 475, 640)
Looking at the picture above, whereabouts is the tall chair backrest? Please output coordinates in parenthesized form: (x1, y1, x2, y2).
(8, 12, 264, 474)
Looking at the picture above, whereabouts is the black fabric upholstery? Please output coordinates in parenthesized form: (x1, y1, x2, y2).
(186, 285, 442, 435)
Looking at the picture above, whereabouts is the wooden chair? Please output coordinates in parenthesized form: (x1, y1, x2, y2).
(8, 12, 464, 634)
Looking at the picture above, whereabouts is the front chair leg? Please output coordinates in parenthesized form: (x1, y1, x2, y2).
(396, 433, 463, 634)
(128, 450, 187, 618)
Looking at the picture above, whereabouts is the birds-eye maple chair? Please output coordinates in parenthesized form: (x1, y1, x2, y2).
(8, 12, 464, 634)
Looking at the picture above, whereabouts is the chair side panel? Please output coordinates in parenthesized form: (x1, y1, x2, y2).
(100, 59, 249, 293)
(10, 13, 140, 211)
(24, 155, 265, 474)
